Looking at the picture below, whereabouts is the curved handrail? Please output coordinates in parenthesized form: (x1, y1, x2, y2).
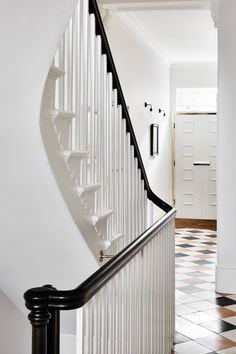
(89, 0, 172, 213)
(24, 208, 176, 311)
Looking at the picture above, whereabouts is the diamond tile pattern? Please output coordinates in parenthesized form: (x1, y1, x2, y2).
(174, 228, 236, 354)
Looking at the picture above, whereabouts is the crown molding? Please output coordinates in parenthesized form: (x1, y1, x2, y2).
(99, 5, 113, 28)
(101, 0, 209, 11)
(210, 0, 220, 28)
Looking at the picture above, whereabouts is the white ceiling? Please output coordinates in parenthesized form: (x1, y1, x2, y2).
(101, 0, 217, 64)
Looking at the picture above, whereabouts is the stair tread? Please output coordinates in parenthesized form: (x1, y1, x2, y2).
(63, 150, 89, 159)
(51, 110, 75, 120)
(90, 210, 113, 224)
(103, 234, 123, 249)
(77, 183, 100, 196)
(48, 65, 65, 80)
(104, 233, 124, 250)
(109, 233, 123, 242)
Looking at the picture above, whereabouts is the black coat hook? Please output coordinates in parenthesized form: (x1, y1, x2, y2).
(159, 108, 166, 117)
(144, 102, 153, 112)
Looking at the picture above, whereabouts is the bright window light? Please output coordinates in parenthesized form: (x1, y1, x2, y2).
(176, 87, 217, 113)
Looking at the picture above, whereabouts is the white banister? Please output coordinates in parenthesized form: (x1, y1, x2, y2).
(77, 218, 175, 354)
(40, 0, 176, 352)
(52, 0, 154, 246)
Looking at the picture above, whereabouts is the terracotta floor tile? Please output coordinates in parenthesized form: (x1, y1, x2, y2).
(204, 308, 236, 319)
(176, 248, 191, 253)
(195, 254, 215, 260)
(196, 334, 236, 351)
(216, 347, 236, 353)
(221, 329, 236, 342)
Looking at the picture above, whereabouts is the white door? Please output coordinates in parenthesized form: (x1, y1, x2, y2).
(175, 114, 217, 220)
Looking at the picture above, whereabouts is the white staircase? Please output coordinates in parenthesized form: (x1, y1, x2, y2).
(40, 0, 151, 262)
(23, 1, 175, 354)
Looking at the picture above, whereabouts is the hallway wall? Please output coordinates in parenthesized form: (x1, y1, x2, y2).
(216, 0, 236, 293)
(105, 13, 172, 213)
(0, 290, 30, 354)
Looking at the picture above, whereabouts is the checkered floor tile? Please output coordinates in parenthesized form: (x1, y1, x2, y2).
(173, 228, 236, 354)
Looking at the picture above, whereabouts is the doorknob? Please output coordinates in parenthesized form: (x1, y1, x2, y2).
(193, 162, 211, 166)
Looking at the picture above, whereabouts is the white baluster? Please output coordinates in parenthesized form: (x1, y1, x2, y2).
(122, 120, 127, 249)
(58, 34, 66, 111)
(88, 14, 96, 184)
(107, 73, 113, 239)
(73, 3, 80, 152)
(117, 106, 122, 237)
(76, 308, 83, 354)
(95, 35, 102, 213)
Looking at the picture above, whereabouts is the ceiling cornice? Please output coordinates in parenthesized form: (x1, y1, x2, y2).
(99, 6, 113, 28)
(209, 0, 220, 28)
(100, 0, 210, 11)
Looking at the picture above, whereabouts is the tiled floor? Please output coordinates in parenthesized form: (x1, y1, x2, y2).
(173, 228, 236, 354)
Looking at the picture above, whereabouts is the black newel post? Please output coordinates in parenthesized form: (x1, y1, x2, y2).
(28, 309, 51, 354)
(47, 309, 60, 354)
(44, 285, 60, 354)
(24, 286, 57, 354)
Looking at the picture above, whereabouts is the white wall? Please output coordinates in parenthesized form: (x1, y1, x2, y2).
(0, 289, 76, 354)
(0, 0, 97, 334)
(105, 13, 172, 209)
(0, 290, 30, 354)
(170, 63, 217, 115)
(216, 0, 236, 293)
(61, 334, 76, 354)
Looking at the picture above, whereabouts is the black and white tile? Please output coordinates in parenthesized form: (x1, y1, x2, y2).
(173, 229, 236, 354)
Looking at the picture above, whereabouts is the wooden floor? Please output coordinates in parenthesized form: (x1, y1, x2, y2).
(175, 218, 217, 231)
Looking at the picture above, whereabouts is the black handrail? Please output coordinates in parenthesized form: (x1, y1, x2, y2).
(89, 0, 172, 213)
(24, 208, 175, 312)
(24, 210, 175, 354)
(24, 1, 175, 353)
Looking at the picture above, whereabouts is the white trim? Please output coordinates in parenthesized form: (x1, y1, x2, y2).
(99, 6, 113, 28)
(210, 0, 220, 28)
(102, 1, 209, 11)
(216, 265, 236, 294)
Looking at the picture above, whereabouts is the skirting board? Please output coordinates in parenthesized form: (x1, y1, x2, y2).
(216, 265, 236, 294)
(175, 218, 217, 231)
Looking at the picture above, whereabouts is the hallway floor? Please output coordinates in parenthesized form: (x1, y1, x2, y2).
(173, 229, 236, 354)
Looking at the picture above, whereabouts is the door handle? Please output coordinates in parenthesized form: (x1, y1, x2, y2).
(193, 162, 211, 166)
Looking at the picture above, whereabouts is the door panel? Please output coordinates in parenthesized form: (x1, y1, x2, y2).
(175, 114, 217, 220)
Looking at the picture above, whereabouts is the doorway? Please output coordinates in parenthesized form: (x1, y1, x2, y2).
(174, 113, 217, 221)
